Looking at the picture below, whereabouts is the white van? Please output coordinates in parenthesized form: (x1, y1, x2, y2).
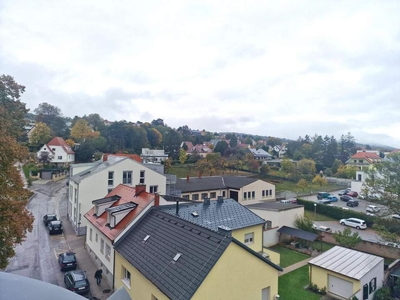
(339, 218, 367, 230)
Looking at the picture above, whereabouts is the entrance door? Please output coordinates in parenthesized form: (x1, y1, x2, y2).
(261, 287, 270, 300)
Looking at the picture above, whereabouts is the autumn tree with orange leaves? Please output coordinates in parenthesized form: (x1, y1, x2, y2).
(0, 74, 34, 268)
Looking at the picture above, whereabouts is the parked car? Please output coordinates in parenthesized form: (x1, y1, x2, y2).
(340, 218, 367, 230)
(317, 192, 330, 199)
(338, 188, 351, 196)
(366, 205, 380, 213)
(318, 199, 332, 205)
(347, 191, 359, 198)
(340, 195, 353, 202)
(280, 198, 297, 204)
(384, 242, 400, 248)
(43, 214, 57, 226)
(58, 252, 77, 271)
(48, 220, 63, 234)
(326, 195, 338, 202)
(64, 270, 90, 295)
(313, 224, 332, 232)
(347, 199, 359, 207)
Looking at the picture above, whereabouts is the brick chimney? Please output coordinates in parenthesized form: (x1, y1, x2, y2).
(154, 194, 159, 207)
(135, 184, 146, 195)
(186, 175, 189, 182)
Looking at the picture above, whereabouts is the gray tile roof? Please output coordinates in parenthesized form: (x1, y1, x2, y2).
(115, 209, 231, 300)
(176, 176, 262, 193)
(106, 202, 137, 214)
(158, 198, 266, 231)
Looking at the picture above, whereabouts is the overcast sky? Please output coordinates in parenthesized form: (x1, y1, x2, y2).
(1, 1, 400, 147)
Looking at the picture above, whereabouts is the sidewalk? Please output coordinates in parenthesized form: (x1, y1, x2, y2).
(61, 215, 113, 300)
(279, 257, 313, 276)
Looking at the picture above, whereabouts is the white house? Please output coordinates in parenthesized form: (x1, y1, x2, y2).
(68, 156, 166, 235)
(37, 137, 75, 166)
(140, 148, 168, 163)
(245, 202, 304, 247)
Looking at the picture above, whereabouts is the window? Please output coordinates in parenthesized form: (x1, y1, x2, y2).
(265, 221, 272, 229)
(201, 193, 208, 199)
(150, 185, 158, 193)
(210, 192, 216, 198)
(122, 266, 131, 288)
(95, 233, 98, 243)
(100, 239, 104, 254)
(182, 195, 189, 200)
(244, 192, 247, 199)
(269, 189, 272, 196)
(58, 156, 62, 159)
(192, 194, 199, 201)
(222, 191, 226, 197)
(244, 232, 254, 244)
(140, 170, 145, 184)
(247, 192, 251, 199)
(105, 244, 111, 261)
(108, 171, 114, 186)
(123, 171, 132, 184)
(89, 228, 92, 241)
(252, 191, 255, 199)
(262, 190, 265, 197)
(52, 148, 55, 151)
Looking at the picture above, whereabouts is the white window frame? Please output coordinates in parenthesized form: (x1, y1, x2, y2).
(105, 244, 111, 261)
(122, 266, 131, 288)
(150, 185, 158, 193)
(95, 233, 98, 243)
(89, 228, 93, 241)
(123, 171, 132, 184)
(244, 232, 254, 245)
(108, 171, 114, 186)
(140, 170, 145, 184)
(100, 238, 105, 254)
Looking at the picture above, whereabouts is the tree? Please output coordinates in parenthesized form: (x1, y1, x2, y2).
(37, 151, 53, 165)
(34, 102, 67, 137)
(331, 159, 342, 174)
(335, 165, 357, 179)
(214, 141, 229, 156)
(298, 159, 316, 175)
(297, 178, 309, 191)
(372, 286, 391, 300)
(373, 224, 399, 243)
(70, 119, 99, 142)
(281, 159, 295, 173)
(229, 134, 238, 148)
(260, 164, 270, 176)
(364, 152, 400, 213)
(333, 227, 362, 248)
(312, 175, 328, 187)
(293, 215, 314, 232)
(179, 148, 187, 164)
(74, 140, 95, 163)
(29, 122, 52, 146)
(0, 74, 34, 268)
(146, 128, 162, 148)
(163, 158, 172, 173)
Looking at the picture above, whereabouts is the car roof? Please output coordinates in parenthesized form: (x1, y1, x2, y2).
(61, 252, 75, 256)
(45, 214, 57, 217)
(67, 270, 86, 280)
(347, 218, 365, 222)
(50, 220, 61, 225)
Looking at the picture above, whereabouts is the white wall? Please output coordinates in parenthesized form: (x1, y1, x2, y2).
(359, 259, 384, 300)
(240, 180, 275, 205)
(249, 206, 304, 247)
(37, 145, 74, 164)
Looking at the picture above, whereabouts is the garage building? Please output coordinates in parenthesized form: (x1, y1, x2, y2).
(308, 246, 384, 300)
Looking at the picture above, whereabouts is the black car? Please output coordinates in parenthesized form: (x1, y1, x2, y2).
(58, 252, 77, 271)
(340, 195, 353, 202)
(43, 214, 57, 226)
(48, 220, 63, 234)
(347, 199, 359, 207)
(64, 270, 90, 295)
(338, 188, 351, 196)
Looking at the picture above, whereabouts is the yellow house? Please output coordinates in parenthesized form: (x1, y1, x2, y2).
(309, 246, 384, 300)
(114, 208, 282, 300)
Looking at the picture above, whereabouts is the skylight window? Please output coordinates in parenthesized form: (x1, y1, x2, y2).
(143, 235, 150, 242)
(191, 211, 199, 217)
(173, 253, 182, 262)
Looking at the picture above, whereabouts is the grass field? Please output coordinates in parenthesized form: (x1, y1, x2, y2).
(269, 245, 309, 268)
(278, 265, 320, 300)
(304, 210, 337, 221)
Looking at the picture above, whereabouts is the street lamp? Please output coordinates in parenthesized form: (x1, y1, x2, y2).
(314, 203, 317, 218)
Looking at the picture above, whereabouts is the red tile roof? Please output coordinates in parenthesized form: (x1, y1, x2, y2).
(102, 153, 142, 163)
(350, 152, 382, 163)
(84, 184, 155, 241)
(47, 137, 75, 154)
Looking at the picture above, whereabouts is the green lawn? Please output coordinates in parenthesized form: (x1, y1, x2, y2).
(311, 241, 335, 252)
(275, 180, 345, 193)
(269, 245, 309, 268)
(278, 265, 320, 300)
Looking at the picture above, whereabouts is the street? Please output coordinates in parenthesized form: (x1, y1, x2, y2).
(5, 179, 68, 286)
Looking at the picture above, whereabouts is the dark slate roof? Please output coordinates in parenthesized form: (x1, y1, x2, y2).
(115, 209, 231, 300)
(158, 198, 266, 231)
(278, 226, 318, 242)
(176, 176, 264, 193)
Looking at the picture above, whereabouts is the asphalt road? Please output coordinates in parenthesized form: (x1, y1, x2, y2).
(5, 179, 69, 287)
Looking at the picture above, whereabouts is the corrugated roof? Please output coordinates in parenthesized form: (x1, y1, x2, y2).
(308, 246, 383, 280)
(158, 198, 265, 231)
(175, 176, 265, 193)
